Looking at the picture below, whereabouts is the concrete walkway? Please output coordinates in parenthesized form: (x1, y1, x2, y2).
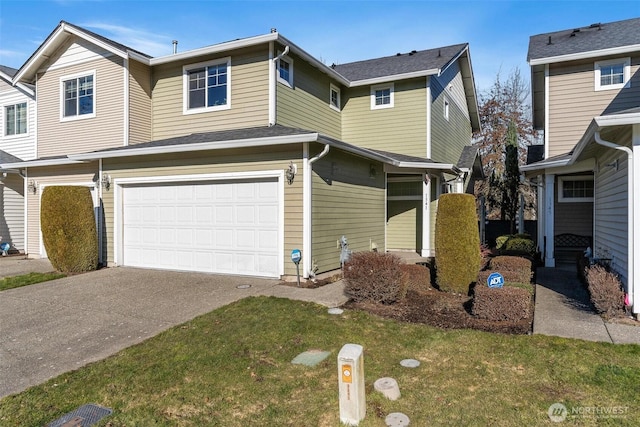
(533, 267, 640, 344)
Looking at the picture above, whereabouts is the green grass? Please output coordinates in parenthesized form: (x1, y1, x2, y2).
(0, 272, 66, 291)
(1, 296, 639, 426)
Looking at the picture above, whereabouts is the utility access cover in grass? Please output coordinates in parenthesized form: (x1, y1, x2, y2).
(47, 403, 112, 427)
(291, 349, 331, 367)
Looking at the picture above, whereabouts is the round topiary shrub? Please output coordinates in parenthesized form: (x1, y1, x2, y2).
(434, 193, 480, 294)
(41, 186, 98, 273)
(343, 252, 406, 304)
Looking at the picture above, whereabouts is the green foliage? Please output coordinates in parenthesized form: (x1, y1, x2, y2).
(41, 186, 98, 273)
(435, 193, 480, 294)
(0, 272, 66, 291)
(344, 252, 407, 303)
(495, 234, 536, 256)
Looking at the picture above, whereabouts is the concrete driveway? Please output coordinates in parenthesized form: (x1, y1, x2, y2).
(0, 264, 298, 398)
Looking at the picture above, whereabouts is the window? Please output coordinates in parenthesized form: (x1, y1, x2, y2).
(5, 102, 27, 136)
(277, 55, 293, 87)
(370, 83, 394, 110)
(330, 84, 341, 111)
(595, 58, 630, 91)
(61, 72, 95, 120)
(444, 97, 450, 121)
(183, 58, 231, 114)
(558, 176, 594, 203)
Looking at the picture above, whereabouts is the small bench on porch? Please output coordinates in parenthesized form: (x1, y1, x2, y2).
(554, 233, 592, 265)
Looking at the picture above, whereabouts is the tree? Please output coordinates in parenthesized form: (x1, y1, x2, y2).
(473, 68, 536, 223)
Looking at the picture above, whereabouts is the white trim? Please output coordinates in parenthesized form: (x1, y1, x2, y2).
(421, 174, 432, 257)
(302, 143, 311, 279)
(59, 70, 96, 122)
(544, 173, 555, 267)
(632, 124, 640, 314)
(1, 158, 86, 168)
(529, 44, 640, 66)
(277, 54, 294, 88)
(2, 101, 28, 137)
(182, 57, 231, 114)
(426, 76, 432, 159)
(329, 84, 341, 112)
(544, 64, 549, 160)
(595, 112, 640, 127)
(351, 69, 439, 87)
(594, 57, 630, 91)
(268, 42, 276, 125)
(123, 58, 129, 145)
(557, 175, 594, 203)
(371, 83, 394, 110)
(113, 170, 285, 277)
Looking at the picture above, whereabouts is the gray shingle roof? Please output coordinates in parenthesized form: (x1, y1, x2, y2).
(0, 150, 23, 164)
(528, 17, 640, 62)
(334, 43, 468, 81)
(61, 21, 152, 59)
(0, 65, 18, 77)
(456, 145, 479, 170)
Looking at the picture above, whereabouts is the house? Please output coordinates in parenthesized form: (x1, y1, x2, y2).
(522, 17, 640, 314)
(3, 21, 480, 279)
(0, 65, 36, 253)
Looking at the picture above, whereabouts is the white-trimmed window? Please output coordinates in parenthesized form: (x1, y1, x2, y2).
(371, 83, 394, 110)
(61, 71, 95, 120)
(183, 57, 231, 114)
(558, 176, 594, 203)
(330, 84, 341, 111)
(4, 102, 27, 136)
(595, 58, 630, 91)
(277, 55, 293, 87)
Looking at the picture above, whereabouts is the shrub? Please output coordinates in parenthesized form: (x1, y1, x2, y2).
(489, 255, 532, 273)
(343, 252, 406, 304)
(480, 244, 493, 271)
(471, 285, 532, 321)
(41, 186, 98, 273)
(477, 270, 533, 288)
(400, 263, 431, 292)
(585, 264, 624, 319)
(496, 234, 536, 257)
(434, 193, 480, 294)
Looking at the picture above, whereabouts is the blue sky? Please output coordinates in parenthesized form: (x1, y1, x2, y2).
(0, 0, 638, 92)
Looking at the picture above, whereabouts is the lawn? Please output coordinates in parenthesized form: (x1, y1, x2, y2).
(1, 296, 638, 426)
(0, 272, 65, 291)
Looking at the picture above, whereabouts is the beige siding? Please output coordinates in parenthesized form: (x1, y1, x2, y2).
(128, 60, 152, 144)
(37, 54, 125, 157)
(151, 46, 269, 139)
(430, 74, 472, 163)
(0, 87, 36, 160)
(0, 78, 13, 92)
(0, 173, 25, 252)
(102, 146, 303, 276)
(387, 200, 421, 250)
(342, 78, 427, 157)
(311, 149, 385, 272)
(25, 163, 99, 256)
(276, 51, 342, 139)
(548, 55, 640, 157)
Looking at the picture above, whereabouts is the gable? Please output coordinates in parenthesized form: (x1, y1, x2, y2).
(46, 36, 115, 72)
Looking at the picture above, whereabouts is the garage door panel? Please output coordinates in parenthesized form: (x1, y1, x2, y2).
(123, 178, 280, 277)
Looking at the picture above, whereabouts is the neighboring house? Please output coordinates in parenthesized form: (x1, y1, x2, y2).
(0, 65, 36, 253)
(3, 21, 480, 279)
(522, 17, 640, 314)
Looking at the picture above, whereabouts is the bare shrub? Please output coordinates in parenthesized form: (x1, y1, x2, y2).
(478, 269, 532, 286)
(586, 265, 624, 319)
(472, 285, 532, 321)
(400, 263, 431, 293)
(343, 252, 406, 304)
(489, 256, 532, 272)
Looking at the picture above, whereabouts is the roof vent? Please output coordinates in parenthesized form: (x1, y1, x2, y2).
(271, 28, 277, 33)
(570, 28, 580, 37)
(331, 63, 336, 69)
(172, 40, 178, 54)
(438, 49, 441, 57)
(547, 36, 553, 45)
(409, 50, 417, 56)
(590, 22, 602, 30)
(396, 53, 401, 56)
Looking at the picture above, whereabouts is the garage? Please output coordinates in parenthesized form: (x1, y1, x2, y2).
(121, 177, 281, 277)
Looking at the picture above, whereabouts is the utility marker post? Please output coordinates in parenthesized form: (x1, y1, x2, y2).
(338, 344, 366, 425)
(291, 249, 301, 287)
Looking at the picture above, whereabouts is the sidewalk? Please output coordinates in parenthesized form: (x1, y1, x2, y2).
(533, 267, 640, 344)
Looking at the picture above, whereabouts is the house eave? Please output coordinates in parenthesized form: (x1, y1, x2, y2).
(0, 158, 87, 169)
(528, 44, 640, 66)
(520, 158, 571, 172)
(348, 69, 440, 87)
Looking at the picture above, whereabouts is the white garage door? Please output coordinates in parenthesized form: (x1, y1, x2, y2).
(122, 178, 280, 277)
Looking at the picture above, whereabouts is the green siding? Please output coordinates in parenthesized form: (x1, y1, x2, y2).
(342, 79, 427, 157)
(276, 51, 342, 139)
(311, 149, 385, 273)
(387, 200, 421, 250)
(430, 76, 472, 164)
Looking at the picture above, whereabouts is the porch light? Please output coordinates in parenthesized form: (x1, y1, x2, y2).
(101, 174, 111, 190)
(27, 179, 37, 195)
(286, 162, 297, 185)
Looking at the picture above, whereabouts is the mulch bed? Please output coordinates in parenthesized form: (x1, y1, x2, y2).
(345, 288, 534, 335)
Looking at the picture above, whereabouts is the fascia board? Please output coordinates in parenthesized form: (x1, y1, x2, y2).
(529, 44, 640, 66)
(349, 69, 439, 87)
(1, 158, 86, 168)
(64, 24, 128, 59)
(150, 33, 279, 66)
(595, 113, 640, 127)
(520, 158, 570, 172)
(277, 35, 350, 86)
(13, 25, 68, 83)
(68, 133, 319, 160)
(398, 162, 460, 174)
(127, 51, 152, 65)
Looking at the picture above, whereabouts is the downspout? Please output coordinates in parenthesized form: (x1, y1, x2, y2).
(303, 142, 330, 278)
(594, 131, 634, 312)
(268, 44, 289, 126)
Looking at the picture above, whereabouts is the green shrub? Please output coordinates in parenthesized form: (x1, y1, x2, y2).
(586, 264, 625, 319)
(471, 285, 532, 321)
(343, 252, 406, 304)
(496, 234, 536, 256)
(434, 193, 480, 294)
(478, 270, 533, 287)
(400, 263, 432, 292)
(41, 186, 98, 273)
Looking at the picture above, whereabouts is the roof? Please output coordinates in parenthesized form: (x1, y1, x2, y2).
(520, 152, 572, 172)
(528, 17, 640, 64)
(0, 65, 18, 77)
(334, 43, 468, 83)
(0, 150, 23, 164)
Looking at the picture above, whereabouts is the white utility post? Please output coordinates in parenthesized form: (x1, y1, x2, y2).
(338, 344, 366, 425)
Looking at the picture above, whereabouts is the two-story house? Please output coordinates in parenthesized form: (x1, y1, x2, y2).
(522, 17, 640, 315)
(0, 65, 36, 253)
(3, 21, 480, 279)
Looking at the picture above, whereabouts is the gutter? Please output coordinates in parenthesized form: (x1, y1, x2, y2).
(594, 131, 635, 312)
(303, 143, 330, 278)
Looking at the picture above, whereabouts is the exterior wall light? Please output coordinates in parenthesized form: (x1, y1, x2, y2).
(101, 174, 111, 190)
(286, 162, 297, 185)
(27, 179, 37, 195)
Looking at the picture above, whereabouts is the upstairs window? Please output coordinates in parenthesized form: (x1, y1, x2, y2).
(371, 83, 394, 110)
(277, 55, 293, 87)
(183, 58, 231, 114)
(5, 102, 27, 136)
(558, 176, 594, 203)
(595, 58, 630, 91)
(330, 84, 341, 111)
(61, 72, 95, 120)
